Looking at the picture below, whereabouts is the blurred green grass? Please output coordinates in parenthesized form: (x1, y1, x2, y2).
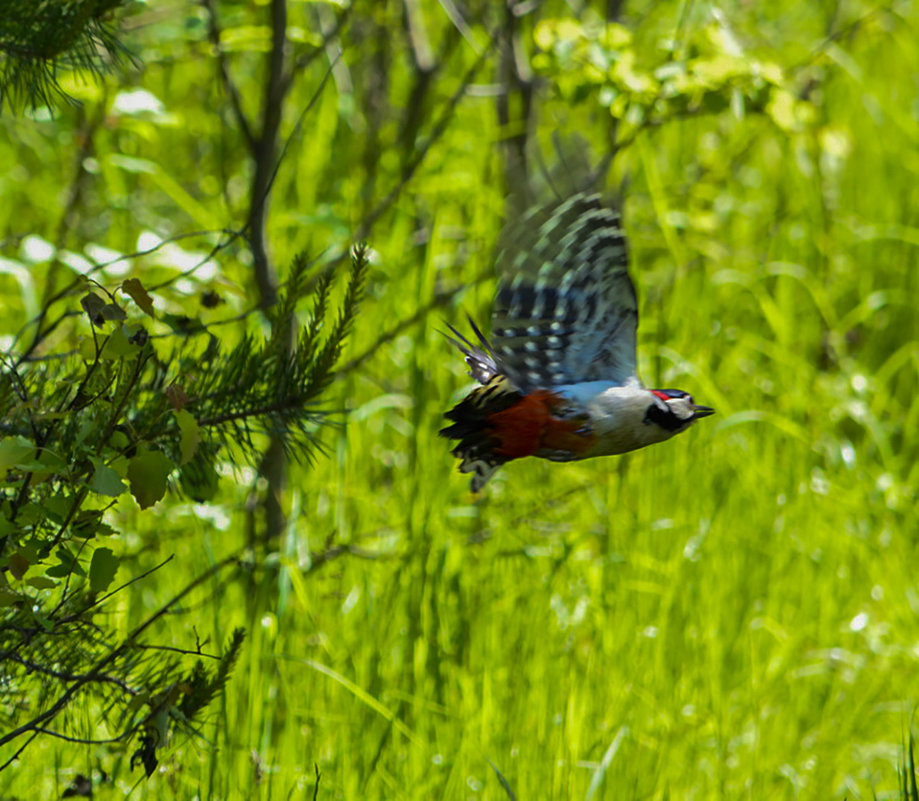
(2, 1, 919, 799)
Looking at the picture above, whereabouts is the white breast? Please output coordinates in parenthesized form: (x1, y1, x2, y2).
(555, 380, 678, 457)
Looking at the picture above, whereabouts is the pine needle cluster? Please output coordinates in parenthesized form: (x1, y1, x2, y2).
(0, 0, 132, 111)
(0, 245, 368, 772)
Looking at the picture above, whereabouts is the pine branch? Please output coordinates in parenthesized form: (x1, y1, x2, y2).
(0, 0, 134, 112)
(179, 246, 368, 462)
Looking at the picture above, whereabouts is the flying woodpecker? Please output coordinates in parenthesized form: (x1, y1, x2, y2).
(441, 192, 714, 492)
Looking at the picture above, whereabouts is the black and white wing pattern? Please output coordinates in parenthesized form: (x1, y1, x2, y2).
(489, 193, 638, 394)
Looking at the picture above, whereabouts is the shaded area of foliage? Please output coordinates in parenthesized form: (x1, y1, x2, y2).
(0, 244, 367, 770)
(0, 0, 133, 111)
(188, 250, 368, 464)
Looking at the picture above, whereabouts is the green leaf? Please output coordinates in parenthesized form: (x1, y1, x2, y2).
(127, 448, 174, 509)
(175, 410, 200, 466)
(71, 509, 114, 539)
(90, 456, 127, 497)
(123, 277, 155, 316)
(81, 292, 107, 326)
(16, 502, 41, 525)
(0, 436, 37, 470)
(100, 325, 138, 359)
(89, 547, 118, 593)
(0, 589, 22, 607)
(84, 292, 127, 327)
(109, 430, 130, 450)
(101, 303, 127, 322)
(26, 576, 58, 590)
(45, 547, 84, 578)
(30, 449, 67, 476)
(8, 552, 30, 580)
(76, 416, 101, 446)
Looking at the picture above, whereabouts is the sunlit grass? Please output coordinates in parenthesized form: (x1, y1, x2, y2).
(139, 33, 913, 801)
(2, 2, 918, 800)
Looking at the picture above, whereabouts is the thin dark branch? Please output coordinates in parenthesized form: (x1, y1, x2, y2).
(0, 731, 39, 772)
(145, 227, 244, 292)
(10, 226, 242, 359)
(84, 556, 175, 614)
(334, 270, 493, 378)
(788, 4, 889, 75)
(355, 29, 499, 241)
(0, 551, 242, 754)
(264, 57, 339, 220)
(281, 5, 352, 95)
(134, 643, 220, 659)
(201, 0, 256, 149)
(4, 653, 135, 694)
(30, 720, 144, 745)
(247, 0, 289, 309)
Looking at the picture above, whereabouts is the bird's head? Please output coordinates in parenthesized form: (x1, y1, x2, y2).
(644, 389, 714, 435)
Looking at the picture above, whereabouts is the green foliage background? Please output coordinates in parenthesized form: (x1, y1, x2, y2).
(1, 0, 918, 798)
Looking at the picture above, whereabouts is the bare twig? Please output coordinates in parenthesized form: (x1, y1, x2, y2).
(281, 5, 352, 95)
(3, 653, 136, 694)
(10, 226, 242, 361)
(264, 58, 340, 221)
(16, 102, 105, 365)
(0, 550, 243, 755)
(84, 556, 175, 613)
(355, 29, 499, 241)
(0, 732, 39, 772)
(201, 0, 256, 149)
(134, 643, 220, 659)
(28, 723, 144, 746)
(334, 270, 493, 378)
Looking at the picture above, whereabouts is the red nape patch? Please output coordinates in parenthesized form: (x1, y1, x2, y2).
(486, 390, 558, 459)
(651, 390, 670, 401)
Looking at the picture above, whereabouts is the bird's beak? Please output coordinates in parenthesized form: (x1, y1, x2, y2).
(690, 404, 715, 420)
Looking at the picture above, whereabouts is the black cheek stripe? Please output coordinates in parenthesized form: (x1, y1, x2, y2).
(643, 402, 686, 432)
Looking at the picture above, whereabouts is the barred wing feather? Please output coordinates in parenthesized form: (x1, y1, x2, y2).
(490, 193, 638, 393)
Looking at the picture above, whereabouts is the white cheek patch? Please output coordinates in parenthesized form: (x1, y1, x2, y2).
(669, 400, 694, 421)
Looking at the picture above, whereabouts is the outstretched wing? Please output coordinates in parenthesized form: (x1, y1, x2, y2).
(490, 193, 638, 394)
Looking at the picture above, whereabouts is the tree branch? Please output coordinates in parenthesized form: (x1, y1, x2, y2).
(201, 0, 256, 150)
(247, 0, 288, 309)
(334, 270, 493, 378)
(354, 27, 499, 241)
(0, 551, 243, 756)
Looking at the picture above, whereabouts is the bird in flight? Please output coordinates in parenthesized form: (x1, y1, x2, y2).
(441, 192, 714, 492)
